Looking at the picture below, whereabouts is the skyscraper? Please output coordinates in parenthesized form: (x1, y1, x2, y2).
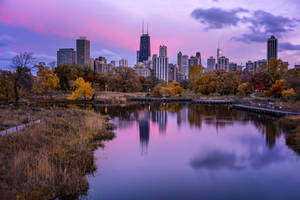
(188, 56, 197, 68)
(154, 45, 168, 81)
(94, 56, 107, 73)
(196, 52, 202, 66)
(138, 24, 151, 63)
(177, 52, 183, 72)
(217, 56, 229, 71)
(76, 37, 90, 66)
(217, 48, 222, 60)
(182, 55, 189, 79)
(246, 60, 254, 72)
(136, 51, 140, 64)
(229, 62, 237, 72)
(159, 45, 167, 57)
(119, 59, 128, 67)
(207, 56, 216, 71)
(267, 35, 278, 62)
(152, 54, 158, 77)
(57, 48, 77, 66)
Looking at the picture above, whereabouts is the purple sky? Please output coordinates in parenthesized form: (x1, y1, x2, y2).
(0, 0, 300, 68)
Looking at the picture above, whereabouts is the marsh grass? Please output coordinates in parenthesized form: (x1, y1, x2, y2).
(278, 115, 300, 133)
(0, 107, 114, 199)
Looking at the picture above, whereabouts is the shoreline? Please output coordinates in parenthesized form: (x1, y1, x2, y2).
(0, 106, 115, 199)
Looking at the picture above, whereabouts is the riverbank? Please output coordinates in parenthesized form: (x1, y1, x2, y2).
(0, 106, 115, 199)
(2, 91, 300, 116)
(278, 115, 300, 156)
(0, 91, 146, 106)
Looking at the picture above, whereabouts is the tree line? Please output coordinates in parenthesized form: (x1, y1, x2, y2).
(187, 58, 300, 101)
(0, 52, 299, 102)
(0, 52, 166, 103)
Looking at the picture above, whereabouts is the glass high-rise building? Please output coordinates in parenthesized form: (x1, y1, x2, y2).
(267, 35, 278, 62)
(139, 30, 151, 63)
(76, 36, 90, 66)
(207, 56, 216, 71)
(57, 48, 77, 66)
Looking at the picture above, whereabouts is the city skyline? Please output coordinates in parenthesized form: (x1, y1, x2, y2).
(1, 0, 300, 68)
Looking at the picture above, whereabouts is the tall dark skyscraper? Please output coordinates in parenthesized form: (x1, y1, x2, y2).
(267, 35, 278, 62)
(177, 51, 183, 73)
(76, 36, 90, 66)
(138, 23, 151, 63)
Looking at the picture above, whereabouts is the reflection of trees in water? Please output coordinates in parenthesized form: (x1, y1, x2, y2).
(234, 112, 281, 149)
(188, 105, 235, 130)
(187, 104, 282, 149)
(94, 104, 146, 121)
(93, 103, 282, 149)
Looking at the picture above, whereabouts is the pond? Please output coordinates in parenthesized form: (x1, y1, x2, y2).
(87, 103, 300, 200)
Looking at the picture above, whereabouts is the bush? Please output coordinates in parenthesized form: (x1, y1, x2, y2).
(237, 83, 252, 97)
(282, 88, 297, 101)
(265, 80, 284, 98)
(152, 82, 183, 97)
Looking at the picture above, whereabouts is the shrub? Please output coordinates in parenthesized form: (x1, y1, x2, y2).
(237, 83, 252, 97)
(152, 82, 183, 97)
(282, 88, 297, 101)
(265, 79, 284, 98)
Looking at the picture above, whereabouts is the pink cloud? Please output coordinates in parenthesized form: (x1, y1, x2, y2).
(0, 0, 140, 50)
(0, 0, 191, 57)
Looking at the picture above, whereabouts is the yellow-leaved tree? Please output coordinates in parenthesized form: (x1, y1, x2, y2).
(36, 65, 59, 98)
(68, 77, 94, 100)
(188, 65, 203, 91)
(159, 82, 183, 96)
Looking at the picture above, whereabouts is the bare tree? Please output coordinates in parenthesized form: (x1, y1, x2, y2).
(10, 52, 35, 103)
(11, 52, 35, 69)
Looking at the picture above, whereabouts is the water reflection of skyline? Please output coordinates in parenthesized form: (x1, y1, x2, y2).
(90, 103, 300, 200)
(138, 110, 150, 154)
(95, 103, 284, 152)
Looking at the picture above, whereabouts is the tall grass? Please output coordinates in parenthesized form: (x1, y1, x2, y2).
(0, 107, 114, 199)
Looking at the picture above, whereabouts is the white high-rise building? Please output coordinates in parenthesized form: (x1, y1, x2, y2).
(182, 55, 189, 79)
(134, 62, 151, 77)
(154, 45, 169, 81)
(159, 45, 167, 57)
(217, 56, 229, 71)
(207, 56, 216, 71)
(119, 59, 128, 67)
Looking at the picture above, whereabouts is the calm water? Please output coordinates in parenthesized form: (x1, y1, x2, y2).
(87, 104, 300, 200)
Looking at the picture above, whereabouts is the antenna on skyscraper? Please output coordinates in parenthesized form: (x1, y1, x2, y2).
(142, 20, 144, 34)
(147, 23, 149, 34)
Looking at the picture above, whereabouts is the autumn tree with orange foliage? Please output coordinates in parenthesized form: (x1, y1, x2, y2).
(68, 77, 94, 100)
(265, 80, 284, 98)
(35, 65, 59, 98)
(282, 88, 297, 101)
(152, 82, 183, 97)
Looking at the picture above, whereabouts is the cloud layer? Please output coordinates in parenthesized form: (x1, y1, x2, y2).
(191, 7, 300, 51)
